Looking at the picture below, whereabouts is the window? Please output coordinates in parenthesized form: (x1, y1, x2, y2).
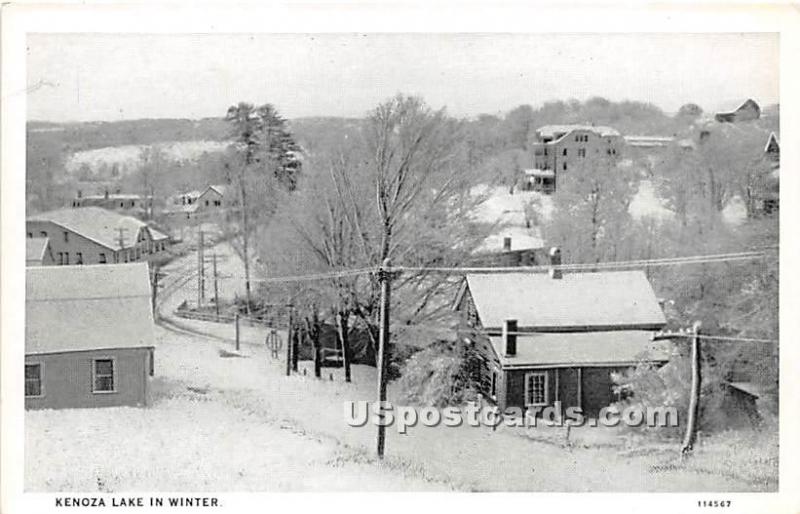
(40, 231, 47, 238)
(563, 162, 567, 171)
(63, 252, 69, 265)
(525, 371, 548, 406)
(57, 252, 63, 265)
(562, 148, 567, 156)
(99, 252, 107, 264)
(76, 252, 83, 265)
(578, 148, 586, 158)
(25, 363, 43, 397)
(27, 232, 32, 238)
(63, 231, 69, 243)
(120, 202, 124, 208)
(92, 359, 115, 393)
(490, 370, 498, 399)
(205, 200, 210, 206)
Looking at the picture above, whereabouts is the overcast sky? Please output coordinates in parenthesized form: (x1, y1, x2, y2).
(26, 33, 779, 122)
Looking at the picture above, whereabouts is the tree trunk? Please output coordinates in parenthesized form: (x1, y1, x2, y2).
(239, 177, 252, 315)
(337, 311, 352, 383)
(305, 315, 321, 378)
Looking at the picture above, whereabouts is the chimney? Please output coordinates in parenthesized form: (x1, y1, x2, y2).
(503, 236, 512, 252)
(549, 247, 562, 279)
(503, 319, 517, 357)
(104, 189, 109, 199)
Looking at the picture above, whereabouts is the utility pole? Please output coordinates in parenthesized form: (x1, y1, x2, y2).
(653, 320, 703, 456)
(376, 258, 394, 459)
(150, 265, 159, 319)
(117, 227, 127, 253)
(197, 229, 205, 308)
(212, 252, 220, 320)
(286, 302, 293, 376)
(682, 321, 703, 456)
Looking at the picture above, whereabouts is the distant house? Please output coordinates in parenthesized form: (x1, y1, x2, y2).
(26, 207, 169, 265)
(454, 248, 669, 416)
(25, 263, 155, 409)
(531, 125, 623, 192)
(72, 190, 152, 218)
(471, 234, 548, 268)
(26, 237, 56, 267)
(714, 99, 761, 123)
(756, 132, 780, 215)
(164, 184, 232, 222)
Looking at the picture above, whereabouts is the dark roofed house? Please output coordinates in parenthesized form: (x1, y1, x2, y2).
(453, 249, 668, 417)
(714, 99, 761, 123)
(25, 263, 155, 409)
(26, 237, 56, 267)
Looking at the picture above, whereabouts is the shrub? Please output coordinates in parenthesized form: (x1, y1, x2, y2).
(395, 339, 481, 407)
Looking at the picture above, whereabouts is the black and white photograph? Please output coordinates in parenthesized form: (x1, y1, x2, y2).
(1, 4, 798, 513)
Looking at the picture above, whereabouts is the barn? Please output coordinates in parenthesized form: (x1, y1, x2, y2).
(454, 249, 669, 417)
(25, 263, 156, 410)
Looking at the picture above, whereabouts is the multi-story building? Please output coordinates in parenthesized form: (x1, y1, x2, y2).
(26, 207, 170, 266)
(530, 125, 623, 192)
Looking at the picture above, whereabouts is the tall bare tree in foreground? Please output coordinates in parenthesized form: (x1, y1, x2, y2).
(261, 94, 490, 376)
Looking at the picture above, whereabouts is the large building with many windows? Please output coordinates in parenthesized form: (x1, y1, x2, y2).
(26, 207, 169, 265)
(25, 263, 155, 409)
(529, 125, 624, 193)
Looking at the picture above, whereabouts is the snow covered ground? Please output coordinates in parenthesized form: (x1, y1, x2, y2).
(26, 236, 775, 492)
(471, 185, 552, 253)
(65, 140, 231, 179)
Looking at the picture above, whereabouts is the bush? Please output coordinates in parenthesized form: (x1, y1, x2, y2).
(395, 339, 481, 407)
(612, 345, 761, 437)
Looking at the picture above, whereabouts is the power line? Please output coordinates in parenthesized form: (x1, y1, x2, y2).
(213, 250, 773, 285)
(227, 267, 377, 284)
(392, 251, 770, 274)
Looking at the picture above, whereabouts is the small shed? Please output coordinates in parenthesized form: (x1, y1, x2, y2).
(25, 263, 155, 409)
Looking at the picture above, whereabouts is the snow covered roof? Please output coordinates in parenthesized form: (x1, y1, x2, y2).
(524, 168, 555, 178)
(624, 136, 675, 148)
(79, 193, 148, 201)
(26, 263, 155, 355)
(207, 184, 231, 197)
(27, 207, 150, 251)
(714, 98, 760, 116)
(537, 124, 621, 141)
(765, 132, 780, 153)
(461, 270, 666, 331)
(26, 238, 50, 263)
(488, 331, 670, 368)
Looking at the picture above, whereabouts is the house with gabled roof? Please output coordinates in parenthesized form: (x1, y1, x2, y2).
(25, 263, 155, 409)
(164, 184, 233, 222)
(26, 237, 56, 267)
(453, 248, 669, 416)
(26, 206, 169, 265)
(714, 99, 761, 123)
